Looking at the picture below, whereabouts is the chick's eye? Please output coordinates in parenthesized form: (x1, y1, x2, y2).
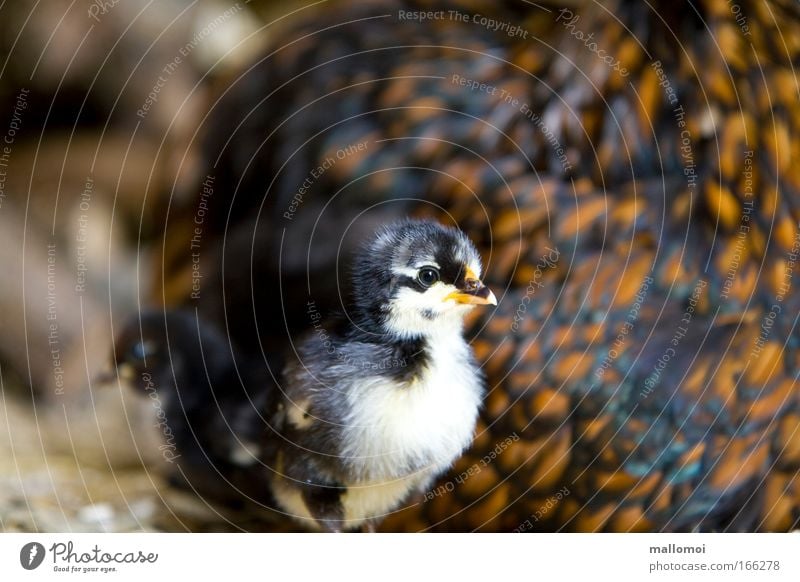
(417, 267, 440, 288)
(130, 340, 156, 361)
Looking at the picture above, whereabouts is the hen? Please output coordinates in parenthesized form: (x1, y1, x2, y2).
(151, 0, 800, 531)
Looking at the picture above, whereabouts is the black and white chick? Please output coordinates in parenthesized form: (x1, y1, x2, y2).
(272, 219, 497, 531)
(106, 309, 279, 508)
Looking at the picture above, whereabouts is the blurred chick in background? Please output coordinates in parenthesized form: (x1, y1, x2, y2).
(109, 310, 279, 510)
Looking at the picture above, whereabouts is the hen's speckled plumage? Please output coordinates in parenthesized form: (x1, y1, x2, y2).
(154, 0, 800, 531)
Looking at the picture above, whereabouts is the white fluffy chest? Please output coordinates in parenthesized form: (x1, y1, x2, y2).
(341, 336, 482, 482)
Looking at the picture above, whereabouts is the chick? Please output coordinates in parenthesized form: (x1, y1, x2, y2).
(108, 309, 279, 509)
(272, 219, 496, 531)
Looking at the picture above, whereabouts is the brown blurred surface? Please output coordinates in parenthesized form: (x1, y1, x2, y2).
(0, 0, 287, 532)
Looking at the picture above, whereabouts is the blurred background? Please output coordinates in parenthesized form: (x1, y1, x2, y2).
(2, 0, 800, 532)
(0, 0, 303, 531)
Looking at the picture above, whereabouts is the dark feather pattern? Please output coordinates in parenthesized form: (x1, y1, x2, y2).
(152, 0, 800, 531)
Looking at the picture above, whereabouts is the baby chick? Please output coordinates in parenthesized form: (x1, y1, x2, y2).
(108, 309, 279, 509)
(272, 219, 496, 531)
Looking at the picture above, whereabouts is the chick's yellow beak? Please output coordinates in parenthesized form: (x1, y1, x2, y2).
(445, 268, 497, 306)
